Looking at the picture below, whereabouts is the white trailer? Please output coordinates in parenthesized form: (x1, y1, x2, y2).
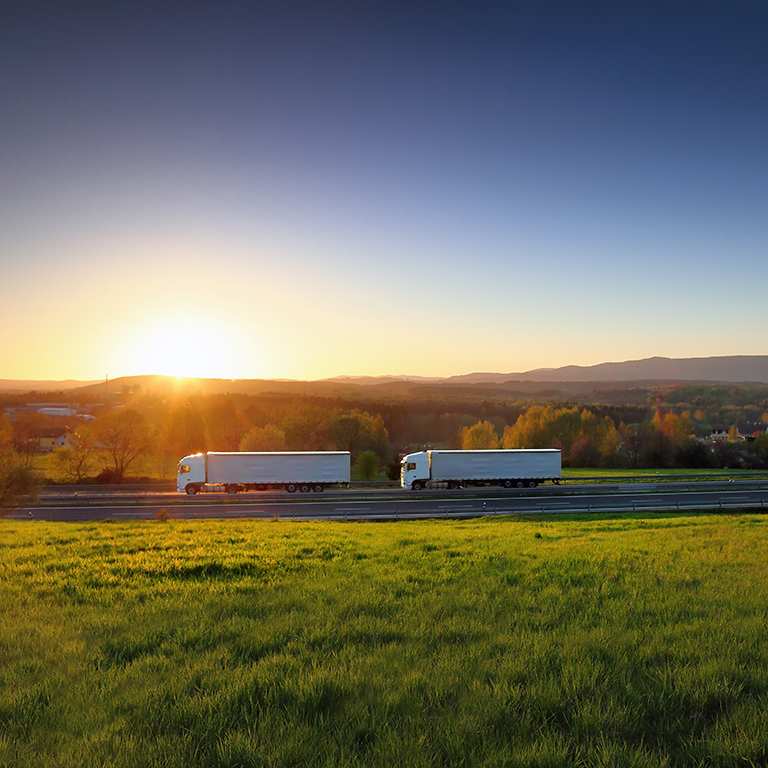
(177, 451, 351, 494)
(401, 449, 561, 490)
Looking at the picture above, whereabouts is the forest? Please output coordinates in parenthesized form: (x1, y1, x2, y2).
(2, 377, 768, 487)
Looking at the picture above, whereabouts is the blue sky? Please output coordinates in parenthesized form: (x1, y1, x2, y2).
(2, 1, 767, 380)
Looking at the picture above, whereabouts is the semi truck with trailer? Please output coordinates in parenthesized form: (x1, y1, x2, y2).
(400, 449, 561, 490)
(177, 451, 351, 494)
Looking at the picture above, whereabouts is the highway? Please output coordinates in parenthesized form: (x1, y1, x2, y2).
(7, 479, 768, 521)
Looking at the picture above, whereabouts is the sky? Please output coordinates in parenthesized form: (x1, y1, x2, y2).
(2, 0, 767, 381)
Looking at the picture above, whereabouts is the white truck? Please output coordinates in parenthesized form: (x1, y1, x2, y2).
(177, 451, 351, 494)
(401, 449, 561, 490)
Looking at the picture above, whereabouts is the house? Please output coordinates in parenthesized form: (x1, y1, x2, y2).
(737, 423, 768, 441)
(709, 423, 767, 442)
(29, 428, 72, 453)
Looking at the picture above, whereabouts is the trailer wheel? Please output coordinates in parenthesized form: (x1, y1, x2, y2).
(299, 484, 310, 493)
(516, 480, 525, 488)
(313, 484, 324, 493)
(412, 480, 425, 491)
(528, 480, 538, 488)
(286, 484, 297, 493)
(501, 479, 513, 489)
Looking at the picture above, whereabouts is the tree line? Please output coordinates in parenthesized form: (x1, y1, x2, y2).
(459, 405, 768, 469)
(3, 383, 768, 499)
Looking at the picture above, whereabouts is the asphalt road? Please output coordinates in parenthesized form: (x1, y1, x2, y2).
(8, 481, 768, 521)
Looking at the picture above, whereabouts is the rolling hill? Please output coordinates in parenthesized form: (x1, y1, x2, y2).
(2, 355, 768, 396)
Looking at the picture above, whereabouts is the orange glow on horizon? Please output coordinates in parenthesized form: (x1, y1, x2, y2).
(116, 314, 262, 380)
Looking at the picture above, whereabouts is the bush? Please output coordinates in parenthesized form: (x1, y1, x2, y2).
(0, 453, 41, 509)
(354, 450, 380, 480)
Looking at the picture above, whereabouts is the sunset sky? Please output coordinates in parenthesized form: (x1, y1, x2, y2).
(2, 1, 767, 381)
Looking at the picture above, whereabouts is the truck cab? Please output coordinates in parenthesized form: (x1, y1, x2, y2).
(177, 453, 206, 494)
(401, 451, 430, 490)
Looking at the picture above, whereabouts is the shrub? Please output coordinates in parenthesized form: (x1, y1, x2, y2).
(0, 453, 41, 510)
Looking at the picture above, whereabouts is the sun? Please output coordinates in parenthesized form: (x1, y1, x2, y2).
(120, 314, 254, 379)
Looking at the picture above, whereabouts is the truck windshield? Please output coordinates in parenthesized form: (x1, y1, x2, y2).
(179, 464, 190, 474)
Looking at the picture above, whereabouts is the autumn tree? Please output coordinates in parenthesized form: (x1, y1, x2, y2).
(570, 436, 600, 468)
(94, 409, 156, 483)
(502, 405, 622, 466)
(644, 409, 701, 468)
(502, 405, 557, 449)
(461, 420, 499, 449)
(599, 422, 623, 468)
(503, 405, 585, 456)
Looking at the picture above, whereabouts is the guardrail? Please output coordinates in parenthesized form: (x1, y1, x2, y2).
(39, 472, 768, 496)
(32, 477, 768, 508)
(242, 496, 768, 522)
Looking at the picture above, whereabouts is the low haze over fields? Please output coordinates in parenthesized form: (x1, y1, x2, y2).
(2, 1, 766, 381)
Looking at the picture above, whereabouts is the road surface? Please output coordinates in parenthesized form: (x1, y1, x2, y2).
(7, 480, 768, 521)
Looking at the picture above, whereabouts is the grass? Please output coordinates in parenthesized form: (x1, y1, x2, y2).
(2, 514, 768, 767)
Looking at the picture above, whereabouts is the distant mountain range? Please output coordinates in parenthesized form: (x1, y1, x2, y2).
(0, 379, 100, 393)
(449, 355, 768, 384)
(2, 356, 768, 395)
(325, 356, 768, 385)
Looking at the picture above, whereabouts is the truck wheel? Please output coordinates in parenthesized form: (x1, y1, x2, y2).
(185, 485, 198, 495)
(226, 484, 238, 494)
(412, 480, 424, 491)
(447, 481, 459, 490)
(286, 484, 297, 493)
(313, 484, 324, 493)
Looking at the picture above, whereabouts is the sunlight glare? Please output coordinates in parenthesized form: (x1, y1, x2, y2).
(120, 314, 255, 379)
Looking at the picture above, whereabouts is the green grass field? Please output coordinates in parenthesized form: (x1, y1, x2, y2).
(2, 514, 768, 767)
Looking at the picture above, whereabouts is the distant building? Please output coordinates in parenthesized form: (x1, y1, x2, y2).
(708, 423, 767, 442)
(737, 423, 768, 441)
(3, 402, 95, 421)
(30, 427, 71, 452)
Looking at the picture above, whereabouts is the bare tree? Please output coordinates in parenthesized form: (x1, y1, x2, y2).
(54, 427, 98, 482)
(94, 409, 155, 483)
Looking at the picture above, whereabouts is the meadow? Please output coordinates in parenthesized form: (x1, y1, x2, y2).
(1, 514, 767, 767)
